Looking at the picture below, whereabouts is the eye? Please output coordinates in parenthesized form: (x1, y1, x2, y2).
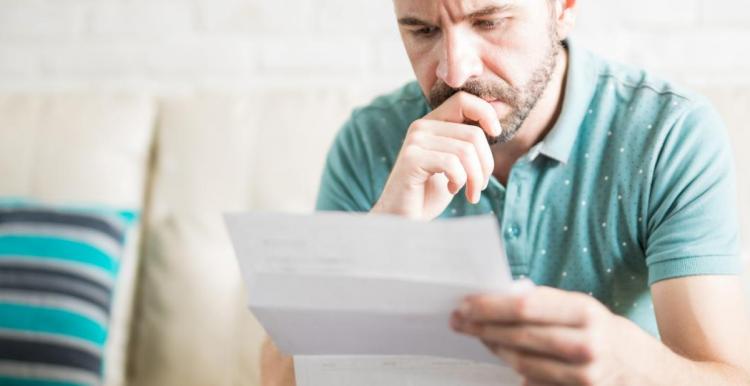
(411, 26, 440, 38)
(473, 19, 504, 30)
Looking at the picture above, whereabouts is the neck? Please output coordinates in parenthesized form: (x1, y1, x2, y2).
(491, 45, 569, 184)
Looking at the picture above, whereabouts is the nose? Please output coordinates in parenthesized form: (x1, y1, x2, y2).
(435, 28, 483, 89)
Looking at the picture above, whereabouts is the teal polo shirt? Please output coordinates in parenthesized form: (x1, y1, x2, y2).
(315, 40, 742, 336)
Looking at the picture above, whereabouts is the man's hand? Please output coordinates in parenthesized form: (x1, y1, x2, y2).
(371, 92, 502, 220)
(261, 336, 296, 386)
(450, 284, 663, 386)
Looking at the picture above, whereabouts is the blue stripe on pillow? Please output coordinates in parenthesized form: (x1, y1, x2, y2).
(0, 336, 101, 374)
(0, 211, 124, 244)
(0, 198, 137, 228)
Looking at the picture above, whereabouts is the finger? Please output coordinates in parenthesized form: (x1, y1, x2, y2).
(460, 287, 603, 326)
(453, 321, 592, 363)
(426, 91, 503, 139)
(402, 145, 468, 195)
(414, 133, 486, 203)
(489, 345, 587, 385)
(410, 119, 494, 187)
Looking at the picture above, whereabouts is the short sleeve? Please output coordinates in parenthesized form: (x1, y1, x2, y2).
(645, 101, 742, 285)
(315, 113, 376, 213)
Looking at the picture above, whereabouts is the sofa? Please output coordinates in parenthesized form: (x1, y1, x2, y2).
(0, 84, 748, 386)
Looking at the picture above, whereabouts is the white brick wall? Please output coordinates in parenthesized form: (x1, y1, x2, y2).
(0, 0, 407, 95)
(0, 0, 748, 91)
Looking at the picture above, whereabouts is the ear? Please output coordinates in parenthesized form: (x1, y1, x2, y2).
(553, 0, 577, 40)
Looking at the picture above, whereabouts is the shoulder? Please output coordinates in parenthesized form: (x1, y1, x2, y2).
(588, 54, 730, 167)
(594, 56, 720, 131)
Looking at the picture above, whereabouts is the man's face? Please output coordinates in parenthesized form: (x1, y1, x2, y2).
(394, 0, 563, 143)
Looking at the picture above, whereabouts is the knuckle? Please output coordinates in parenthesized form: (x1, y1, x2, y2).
(573, 341, 596, 363)
(401, 144, 421, 162)
(513, 328, 532, 346)
(411, 118, 426, 131)
(514, 354, 532, 374)
(406, 130, 425, 146)
(471, 298, 488, 317)
(456, 142, 472, 159)
(579, 300, 602, 326)
(513, 295, 532, 320)
(410, 118, 427, 132)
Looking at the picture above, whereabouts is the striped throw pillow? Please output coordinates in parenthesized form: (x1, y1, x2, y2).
(0, 205, 134, 386)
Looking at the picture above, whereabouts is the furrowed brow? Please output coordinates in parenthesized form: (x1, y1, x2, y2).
(397, 16, 434, 27)
(398, 4, 512, 27)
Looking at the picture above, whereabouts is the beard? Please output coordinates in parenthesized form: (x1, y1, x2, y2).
(427, 32, 562, 145)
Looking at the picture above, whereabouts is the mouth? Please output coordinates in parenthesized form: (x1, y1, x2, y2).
(481, 97, 507, 109)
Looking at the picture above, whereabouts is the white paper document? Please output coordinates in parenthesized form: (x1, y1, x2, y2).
(225, 211, 523, 385)
(294, 355, 522, 386)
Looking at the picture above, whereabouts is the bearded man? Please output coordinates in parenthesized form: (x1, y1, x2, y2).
(262, 1, 750, 385)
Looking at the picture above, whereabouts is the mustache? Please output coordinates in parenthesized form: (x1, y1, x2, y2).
(427, 78, 520, 110)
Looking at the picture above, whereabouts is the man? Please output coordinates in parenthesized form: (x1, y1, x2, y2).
(262, 0, 750, 384)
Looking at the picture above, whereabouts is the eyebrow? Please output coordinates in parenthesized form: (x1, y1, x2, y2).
(467, 5, 511, 18)
(397, 4, 512, 27)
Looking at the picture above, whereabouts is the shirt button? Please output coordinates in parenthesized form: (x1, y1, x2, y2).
(506, 224, 521, 239)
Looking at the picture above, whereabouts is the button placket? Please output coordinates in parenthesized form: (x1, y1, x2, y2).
(501, 164, 530, 273)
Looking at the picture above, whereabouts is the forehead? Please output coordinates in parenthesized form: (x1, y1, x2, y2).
(393, 0, 519, 19)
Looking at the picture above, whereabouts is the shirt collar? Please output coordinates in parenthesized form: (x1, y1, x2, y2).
(530, 38, 600, 165)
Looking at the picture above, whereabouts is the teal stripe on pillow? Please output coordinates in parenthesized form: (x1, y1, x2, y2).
(0, 303, 106, 346)
(0, 203, 135, 386)
(0, 236, 117, 275)
(0, 376, 85, 386)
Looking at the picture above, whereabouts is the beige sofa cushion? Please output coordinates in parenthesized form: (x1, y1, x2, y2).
(0, 94, 156, 386)
(128, 94, 264, 386)
(128, 89, 354, 386)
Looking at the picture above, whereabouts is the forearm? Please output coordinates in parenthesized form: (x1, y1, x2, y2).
(643, 339, 750, 386)
(260, 336, 296, 386)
